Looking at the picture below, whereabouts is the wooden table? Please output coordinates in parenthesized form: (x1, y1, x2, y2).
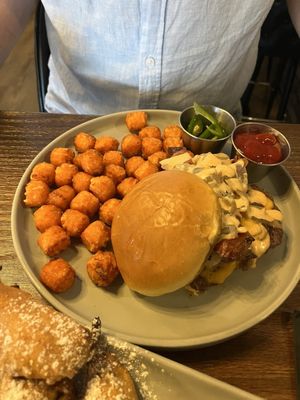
(1, 111, 300, 399)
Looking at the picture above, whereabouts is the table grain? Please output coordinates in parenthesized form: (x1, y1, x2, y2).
(1, 111, 300, 399)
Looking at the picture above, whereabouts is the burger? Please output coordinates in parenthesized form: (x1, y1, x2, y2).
(111, 152, 283, 296)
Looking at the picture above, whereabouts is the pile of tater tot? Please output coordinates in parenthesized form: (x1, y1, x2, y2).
(23, 111, 189, 293)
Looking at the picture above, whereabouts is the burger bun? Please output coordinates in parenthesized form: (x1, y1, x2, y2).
(111, 170, 221, 296)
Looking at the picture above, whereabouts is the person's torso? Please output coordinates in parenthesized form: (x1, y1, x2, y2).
(42, 0, 273, 115)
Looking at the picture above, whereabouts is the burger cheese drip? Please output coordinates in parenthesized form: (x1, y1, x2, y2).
(160, 152, 283, 291)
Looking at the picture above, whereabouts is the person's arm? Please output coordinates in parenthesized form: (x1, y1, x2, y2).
(0, 0, 38, 64)
(287, 0, 300, 37)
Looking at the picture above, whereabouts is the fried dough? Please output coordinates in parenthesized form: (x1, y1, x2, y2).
(0, 284, 93, 384)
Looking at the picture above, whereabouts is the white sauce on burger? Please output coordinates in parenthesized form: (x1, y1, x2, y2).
(160, 152, 283, 260)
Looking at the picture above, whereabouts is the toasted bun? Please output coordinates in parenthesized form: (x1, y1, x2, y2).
(0, 283, 93, 384)
(111, 170, 221, 296)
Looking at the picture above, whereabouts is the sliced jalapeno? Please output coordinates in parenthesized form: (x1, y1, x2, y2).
(199, 128, 213, 139)
(193, 102, 226, 138)
(187, 114, 204, 136)
(206, 123, 224, 138)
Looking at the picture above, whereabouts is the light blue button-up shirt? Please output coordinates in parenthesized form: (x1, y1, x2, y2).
(42, 0, 273, 116)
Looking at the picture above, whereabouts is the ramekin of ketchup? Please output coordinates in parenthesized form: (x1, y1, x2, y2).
(231, 123, 291, 182)
(234, 131, 282, 164)
(232, 123, 291, 166)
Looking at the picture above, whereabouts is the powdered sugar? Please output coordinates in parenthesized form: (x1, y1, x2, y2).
(0, 286, 164, 399)
(107, 336, 167, 400)
(0, 287, 93, 384)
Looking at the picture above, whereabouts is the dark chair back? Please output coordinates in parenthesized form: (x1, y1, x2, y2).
(34, 2, 50, 112)
(241, 0, 300, 121)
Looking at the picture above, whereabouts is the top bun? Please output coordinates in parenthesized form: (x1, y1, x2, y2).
(111, 170, 221, 296)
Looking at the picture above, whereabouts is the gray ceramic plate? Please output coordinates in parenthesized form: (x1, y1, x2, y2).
(11, 110, 300, 349)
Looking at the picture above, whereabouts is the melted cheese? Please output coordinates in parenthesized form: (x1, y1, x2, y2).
(247, 205, 282, 223)
(252, 233, 270, 258)
(201, 261, 238, 284)
(242, 218, 270, 257)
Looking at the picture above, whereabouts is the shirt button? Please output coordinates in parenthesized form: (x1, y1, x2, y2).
(145, 56, 155, 67)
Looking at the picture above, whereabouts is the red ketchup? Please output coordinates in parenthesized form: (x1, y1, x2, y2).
(234, 132, 283, 164)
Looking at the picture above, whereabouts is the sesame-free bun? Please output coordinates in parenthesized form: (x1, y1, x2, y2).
(111, 170, 221, 296)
